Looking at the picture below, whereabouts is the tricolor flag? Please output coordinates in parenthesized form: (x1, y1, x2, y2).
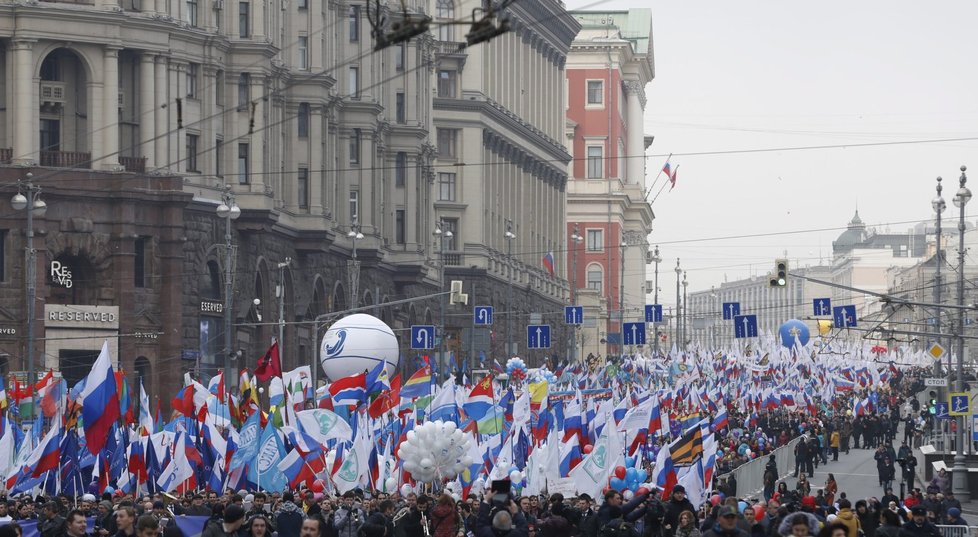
(79, 341, 120, 455)
(542, 251, 555, 276)
(328, 372, 367, 405)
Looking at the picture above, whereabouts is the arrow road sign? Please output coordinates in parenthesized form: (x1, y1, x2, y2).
(722, 302, 741, 321)
(623, 322, 647, 345)
(473, 306, 493, 326)
(565, 306, 584, 325)
(410, 325, 435, 350)
(733, 315, 758, 339)
(949, 393, 970, 416)
(833, 305, 857, 328)
(813, 298, 832, 316)
(527, 325, 551, 349)
(644, 304, 663, 323)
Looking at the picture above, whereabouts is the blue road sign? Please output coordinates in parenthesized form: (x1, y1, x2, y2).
(935, 401, 950, 420)
(565, 306, 584, 325)
(644, 304, 663, 323)
(410, 325, 435, 349)
(833, 305, 857, 328)
(734, 315, 758, 338)
(950, 394, 970, 416)
(722, 302, 741, 320)
(813, 298, 832, 316)
(527, 325, 551, 349)
(623, 322, 647, 345)
(473, 306, 493, 326)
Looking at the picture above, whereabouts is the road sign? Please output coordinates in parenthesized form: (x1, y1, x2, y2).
(949, 393, 970, 416)
(928, 343, 947, 361)
(473, 306, 493, 326)
(813, 298, 832, 316)
(644, 304, 663, 323)
(722, 302, 741, 321)
(833, 305, 857, 328)
(623, 322, 647, 345)
(410, 325, 435, 349)
(565, 306, 584, 325)
(935, 401, 950, 419)
(733, 315, 758, 338)
(527, 325, 551, 349)
(924, 378, 948, 387)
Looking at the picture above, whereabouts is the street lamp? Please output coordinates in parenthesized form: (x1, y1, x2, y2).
(932, 177, 945, 396)
(951, 165, 970, 500)
(435, 220, 453, 371)
(675, 258, 681, 350)
(11, 173, 46, 419)
(505, 221, 516, 358)
(682, 271, 688, 349)
(650, 246, 661, 356)
(347, 220, 364, 310)
(570, 226, 584, 362)
(216, 185, 241, 387)
(619, 241, 627, 357)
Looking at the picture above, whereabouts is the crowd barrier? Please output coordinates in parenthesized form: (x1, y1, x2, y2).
(715, 435, 803, 498)
(936, 526, 978, 537)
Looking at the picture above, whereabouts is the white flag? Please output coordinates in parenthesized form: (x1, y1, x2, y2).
(570, 419, 623, 499)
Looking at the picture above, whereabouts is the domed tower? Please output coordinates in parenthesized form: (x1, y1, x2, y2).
(832, 210, 869, 255)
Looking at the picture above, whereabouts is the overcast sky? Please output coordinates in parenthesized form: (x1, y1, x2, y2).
(564, 0, 978, 303)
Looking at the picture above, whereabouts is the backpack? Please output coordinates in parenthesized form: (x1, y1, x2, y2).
(600, 518, 637, 537)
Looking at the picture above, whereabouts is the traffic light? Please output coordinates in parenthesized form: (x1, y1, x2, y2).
(769, 259, 788, 287)
(928, 390, 937, 414)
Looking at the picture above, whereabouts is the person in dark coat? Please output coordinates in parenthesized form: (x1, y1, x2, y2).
(898, 506, 940, 537)
(703, 506, 746, 537)
(597, 490, 647, 526)
(664, 486, 696, 533)
(275, 492, 306, 537)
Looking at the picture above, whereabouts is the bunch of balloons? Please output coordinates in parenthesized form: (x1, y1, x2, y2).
(506, 357, 527, 382)
(608, 456, 648, 493)
(397, 421, 474, 483)
(530, 367, 558, 385)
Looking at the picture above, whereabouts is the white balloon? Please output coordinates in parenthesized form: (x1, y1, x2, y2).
(400, 484, 413, 496)
(623, 490, 634, 501)
(385, 477, 397, 491)
(509, 470, 522, 482)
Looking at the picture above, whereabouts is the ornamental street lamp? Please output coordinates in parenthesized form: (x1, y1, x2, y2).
(435, 220, 453, 370)
(675, 258, 681, 349)
(570, 226, 584, 361)
(347, 220, 364, 310)
(951, 165, 971, 501)
(650, 246, 661, 356)
(216, 185, 241, 387)
(933, 177, 945, 397)
(505, 221, 516, 358)
(11, 173, 46, 419)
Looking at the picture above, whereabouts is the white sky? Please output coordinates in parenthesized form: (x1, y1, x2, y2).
(564, 0, 978, 304)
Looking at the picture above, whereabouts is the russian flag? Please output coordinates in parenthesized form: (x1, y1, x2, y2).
(31, 422, 62, 477)
(328, 372, 367, 405)
(712, 409, 729, 432)
(558, 435, 582, 477)
(649, 399, 663, 436)
(542, 251, 555, 276)
(79, 341, 120, 455)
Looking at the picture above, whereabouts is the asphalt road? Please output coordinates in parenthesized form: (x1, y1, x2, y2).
(779, 440, 908, 504)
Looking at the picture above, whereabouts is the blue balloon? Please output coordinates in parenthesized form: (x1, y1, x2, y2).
(624, 456, 636, 468)
(625, 467, 639, 481)
(738, 501, 748, 513)
(779, 319, 810, 348)
(629, 480, 641, 492)
(610, 477, 627, 491)
(636, 469, 648, 482)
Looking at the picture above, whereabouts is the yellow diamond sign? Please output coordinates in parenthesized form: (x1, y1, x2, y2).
(928, 343, 947, 360)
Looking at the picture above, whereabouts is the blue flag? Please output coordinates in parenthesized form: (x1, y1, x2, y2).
(247, 425, 288, 492)
(229, 412, 261, 472)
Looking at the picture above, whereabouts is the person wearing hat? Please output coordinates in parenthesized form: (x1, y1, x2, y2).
(944, 508, 967, 527)
(703, 505, 746, 537)
(664, 486, 696, 532)
(202, 504, 247, 537)
(898, 506, 940, 537)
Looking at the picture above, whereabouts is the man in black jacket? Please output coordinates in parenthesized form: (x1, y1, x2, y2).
(474, 497, 528, 537)
(703, 506, 747, 537)
(597, 490, 647, 527)
(663, 486, 695, 533)
(898, 506, 940, 537)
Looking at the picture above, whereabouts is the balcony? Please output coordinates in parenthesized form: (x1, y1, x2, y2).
(120, 156, 147, 173)
(40, 151, 92, 169)
(443, 252, 463, 266)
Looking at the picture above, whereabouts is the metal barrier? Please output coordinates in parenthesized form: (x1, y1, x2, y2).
(936, 526, 978, 537)
(715, 436, 803, 497)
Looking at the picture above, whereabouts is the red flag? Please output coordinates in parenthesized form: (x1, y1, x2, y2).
(368, 374, 401, 418)
(668, 165, 679, 190)
(254, 341, 282, 382)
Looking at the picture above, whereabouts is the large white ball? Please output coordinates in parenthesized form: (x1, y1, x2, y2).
(320, 314, 399, 381)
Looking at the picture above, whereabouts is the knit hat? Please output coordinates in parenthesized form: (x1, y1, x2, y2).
(224, 504, 246, 523)
(948, 508, 961, 518)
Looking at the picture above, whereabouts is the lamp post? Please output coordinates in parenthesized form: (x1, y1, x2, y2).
(570, 226, 584, 361)
(650, 246, 661, 356)
(216, 185, 241, 386)
(951, 165, 970, 500)
(277, 257, 292, 359)
(505, 220, 516, 358)
(933, 177, 945, 397)
(435, 219, 453, 370)
(347, 220, 364, 310)
(675, 258, 681, 349)
(11, 173, 46, 419)
(619, 241, 627, 357)
(682, 271, 688, 349)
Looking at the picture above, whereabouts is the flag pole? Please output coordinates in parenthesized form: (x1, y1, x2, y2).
(650, 165, 679, 205)
(644, 153, 672, 200)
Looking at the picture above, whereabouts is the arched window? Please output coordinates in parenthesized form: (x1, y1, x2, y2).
(135, 356, 151, 388)
(201, 260, 222, 300)
(586, 263, 603, 294)
(436, 0, 454, 41)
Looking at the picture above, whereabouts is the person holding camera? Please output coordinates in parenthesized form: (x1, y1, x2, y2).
(474, 489, 528, 537)
(334, 492, 366, 537)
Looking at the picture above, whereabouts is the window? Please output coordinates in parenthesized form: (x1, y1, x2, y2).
(349, 129, 361, 165)
(134, 237, 147, 288)
(238, 143, 250, 184)
(442, 218, 458, 250)
(586, 229, 603, 252)
(349, 6, 360, 42)
(40, 119, 60, 151)
(586, 145, 602, 179)
(186, 133, 199, 172)
(297, 36, 309, 69)
(586, 80, 603, 105)
(586, 265, 602, 292)
(238, 1, 250, 37)
(297, 103, 310, 137)
(436, 0, 454, 40)
(395, 210, 406, 244)
(395, 92, 405, 123)
(438, 172, 456, 201)
(187, 63, 199, 98)
(437, 128, 457, 158)
(437, 70, 456, 98)
(187, 0, 199, 26)
(215, 70, 225, 106)
(395, 152, 407, 187)
(349, 190, 359, 221)
(215, 138, 223, 177)
(297, 168, 309, 209)
(348, 66, 359, 98)
(297, 0, 306, 8)
(238, 73, 250, 109)
(395, 43, 406, 71)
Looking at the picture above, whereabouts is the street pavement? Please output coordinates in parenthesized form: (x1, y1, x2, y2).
(779, 442, 896, 504)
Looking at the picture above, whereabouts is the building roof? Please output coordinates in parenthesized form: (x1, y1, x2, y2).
(832, 210, 869, 252)
(570, 9, 653, 57)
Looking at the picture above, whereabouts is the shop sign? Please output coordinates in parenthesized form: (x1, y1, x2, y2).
(50, 261, 73, 288)
(44, 305, 119, 329)
(200, 301, 224, 313)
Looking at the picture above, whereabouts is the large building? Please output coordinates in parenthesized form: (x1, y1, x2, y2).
(564, 9, 654, 359)
(0, 0, 580, 401)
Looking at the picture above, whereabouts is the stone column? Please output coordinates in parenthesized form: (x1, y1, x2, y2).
(154, 56, 167, 171)
(139, 52, 156, 167)
(101, 46, 122, 170)
(624, 80, 646, 186)
(309, 105, 324, 214)
(248, 74, 265, 192)
(11, 40, 36, 165)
